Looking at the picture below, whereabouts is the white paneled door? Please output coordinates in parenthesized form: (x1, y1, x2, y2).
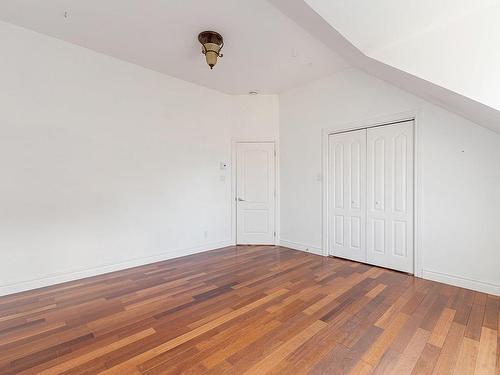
(236, 142, 276, 245)
(366, 122, 414, 273)
(328, 120, 414, 273)
(329, 129, 367, 262)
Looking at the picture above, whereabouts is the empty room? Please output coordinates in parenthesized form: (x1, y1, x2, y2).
(1, 1, 499, 374)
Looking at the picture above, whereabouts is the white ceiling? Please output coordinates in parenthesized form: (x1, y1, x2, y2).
(304, 0, 496, 55)
(0, 0, 348, 94)
(301, 0, 500, 118)
(272, 0, 500, 133)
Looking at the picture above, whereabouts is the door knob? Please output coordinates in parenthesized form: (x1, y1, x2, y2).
(237, 197, 245, 202)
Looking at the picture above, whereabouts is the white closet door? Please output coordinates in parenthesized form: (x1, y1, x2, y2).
(366, 121, 414, 273)
(329, 129, 367, 262)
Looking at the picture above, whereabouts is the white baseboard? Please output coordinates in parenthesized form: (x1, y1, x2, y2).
(4, 241, 497, 298)
(0, 240, 233, 297)
(422, 269, 500, 296)
(279, 239, 324, 256)
(280, 241, 499, 296)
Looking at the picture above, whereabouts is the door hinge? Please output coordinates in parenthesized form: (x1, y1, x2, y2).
(274, 231, 276, 237)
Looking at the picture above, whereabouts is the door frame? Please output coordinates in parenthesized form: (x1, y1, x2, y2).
(321, 110, 422, 276)
(231, 138, 279, 246)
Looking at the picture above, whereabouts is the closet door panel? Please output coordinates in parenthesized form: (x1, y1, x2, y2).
(329, 129, 367, 262)
(366, 121, 414, 273)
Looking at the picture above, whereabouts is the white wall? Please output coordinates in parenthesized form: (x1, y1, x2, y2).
(2, 20, 498, 298)
(0, 22, 278, 296)
(231, 95, 279, 139)
(280, 68, 500, 295)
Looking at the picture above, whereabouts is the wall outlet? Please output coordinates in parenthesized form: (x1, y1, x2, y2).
(204, 231, 208, 238)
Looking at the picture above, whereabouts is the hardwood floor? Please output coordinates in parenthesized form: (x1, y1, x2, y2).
(0, 246, 498, 374)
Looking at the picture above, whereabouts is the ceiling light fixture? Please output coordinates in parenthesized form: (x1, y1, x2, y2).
(249, 91, 259, 95)
(198, 31, 224, 70)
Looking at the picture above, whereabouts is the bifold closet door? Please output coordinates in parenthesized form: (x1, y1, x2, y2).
(329, 129, 367, 262)
(366, 121, 414, 273)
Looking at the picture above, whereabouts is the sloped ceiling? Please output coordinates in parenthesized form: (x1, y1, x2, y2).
(1, 0, 499, 132)
(0, 0, 347, 94)
(303, 0, 495, 56)
(271, 0, 500, 133)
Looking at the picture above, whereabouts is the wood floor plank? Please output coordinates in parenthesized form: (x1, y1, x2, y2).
(483, 295, 499, 331)
(411, 343, 441, 375)
(347, 361, 373, 375)
(466, 294, 487, 341)
(428, 307, 456, 348)
(361, 312, 409, 366)
(432, 322, 466, 374)
(35, 328, 156, 375)
(389, 328, 430, 374)
(455, 337, 480, 375)
(474, 327, 497, 375)
(100, 288, 289, 374)
(241, 320, 326, 374)
(0, 245, 497, 375)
